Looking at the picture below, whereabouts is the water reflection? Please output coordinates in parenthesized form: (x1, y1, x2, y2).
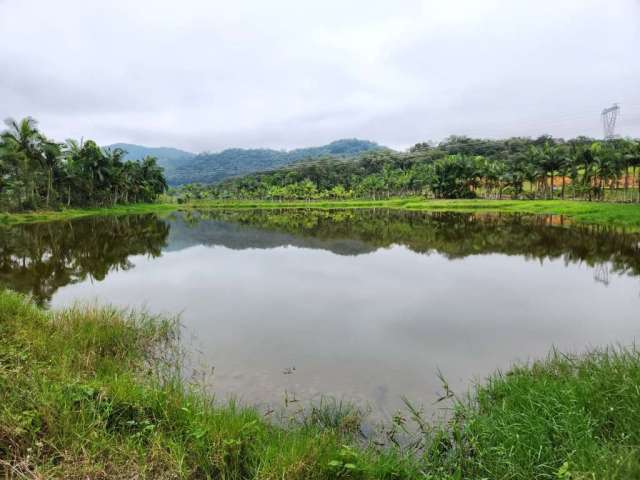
(174, 209, 640, 275)
(3, 210, 640, 306)
(2, 209, 639, 418)
(0, 215, 169, 305)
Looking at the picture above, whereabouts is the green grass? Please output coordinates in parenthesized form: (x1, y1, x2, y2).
(2, 290, 640, 478)
(0, 203, 178, 225)
(404, 199, 640, 231)
(424, 348, 640, 479)
(182, 198, 640, 231)
(2, 198, 640, 231)
(0, 290, 420, 479)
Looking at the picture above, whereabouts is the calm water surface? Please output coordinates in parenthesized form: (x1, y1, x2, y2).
(2, 209, 639, 419)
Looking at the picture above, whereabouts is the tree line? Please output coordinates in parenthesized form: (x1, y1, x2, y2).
(175, 135, 640, 202)
(0, 117, 167, 211)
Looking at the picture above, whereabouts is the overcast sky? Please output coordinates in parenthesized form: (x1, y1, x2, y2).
(1, 0, 639, 152)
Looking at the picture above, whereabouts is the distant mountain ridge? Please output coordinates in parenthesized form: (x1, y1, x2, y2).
(106, 138, 382, 186)
(169, 139, 382, 185)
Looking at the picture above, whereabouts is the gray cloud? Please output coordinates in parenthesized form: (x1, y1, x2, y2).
(1, 0, 639, 152)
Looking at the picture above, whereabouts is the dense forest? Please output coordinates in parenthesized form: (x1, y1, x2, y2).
(175, 135, 640, 202)
(167, 139, 382, 185)
(0, 117, 168, 211)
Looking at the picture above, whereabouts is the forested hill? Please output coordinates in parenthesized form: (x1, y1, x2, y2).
(177, 135, 640, 202)
(106, 139, 382, 186)
(168, 139, 383, 185)
(106, 143, 195, 169)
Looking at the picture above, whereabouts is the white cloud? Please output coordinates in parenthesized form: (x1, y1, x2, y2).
(1, 0, 638, 151)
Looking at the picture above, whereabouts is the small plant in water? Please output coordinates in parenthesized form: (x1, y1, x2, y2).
(302, 397, 365, 436)
(327, 445, 362, 478)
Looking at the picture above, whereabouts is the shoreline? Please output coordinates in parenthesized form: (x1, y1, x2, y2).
(2, 290, 639, 478)
(2, 199, 640, 477)
(2, 198, 640, 231)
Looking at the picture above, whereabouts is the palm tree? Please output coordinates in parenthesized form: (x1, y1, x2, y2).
(1, 117, 41, 156)
(1, 117, 45, 207)
(621, 139, 639, 202)
(566, 144, 583, 200)
(139, 156, 167, 201)
(41, 141, 62, 207)
(599, 143, 622, 200)
(76, 140, 110, 204)
(627, 140, 640, 202)
(524, 146, 542, 197)
(103, 147, 127, 204)
(62, 139, 85, 206)
(540, 142, 564, 199)
(555, 145, 571, 199)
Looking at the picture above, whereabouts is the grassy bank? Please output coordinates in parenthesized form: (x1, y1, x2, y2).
(0, 203, 177, 226)
(183, 198, 640, 231)
(0, 290, 419, 479)
(2, 198, 640, 231)
(2, 290, 640, 479)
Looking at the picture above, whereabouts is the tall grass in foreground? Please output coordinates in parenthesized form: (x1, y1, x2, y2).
(423, 348, 640, 479)
(0, 291, 418, 479)
(1, 289, 640, 479)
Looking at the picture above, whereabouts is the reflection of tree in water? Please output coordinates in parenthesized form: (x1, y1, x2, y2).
(186, 209, 640, 282)
(0, 215, 169, 305)
(3, 209, 640, 305)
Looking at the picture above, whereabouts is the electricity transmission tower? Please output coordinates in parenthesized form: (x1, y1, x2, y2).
(601, 103, 620, 140)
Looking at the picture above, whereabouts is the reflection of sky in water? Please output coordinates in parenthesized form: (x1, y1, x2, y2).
(50, 237, 640, 420)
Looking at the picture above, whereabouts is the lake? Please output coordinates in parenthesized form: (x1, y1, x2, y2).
(2, 209, 639, 421)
